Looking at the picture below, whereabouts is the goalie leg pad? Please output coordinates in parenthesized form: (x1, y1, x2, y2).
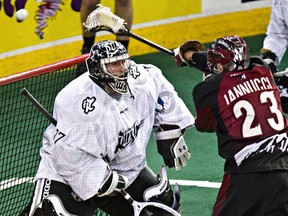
(29, 195, 76, 216)
(143, 166, 169, 202)
(143, 166, 181, 212)
(42, 195, 76, 216)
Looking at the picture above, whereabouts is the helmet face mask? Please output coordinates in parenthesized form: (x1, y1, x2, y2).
(86, 40, 131, 94)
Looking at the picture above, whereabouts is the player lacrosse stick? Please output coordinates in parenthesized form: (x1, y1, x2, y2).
(83, 4, 174, 56)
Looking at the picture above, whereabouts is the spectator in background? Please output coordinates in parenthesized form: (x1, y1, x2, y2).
(80, 0, 133, 54)
(260, 0, 288, 113)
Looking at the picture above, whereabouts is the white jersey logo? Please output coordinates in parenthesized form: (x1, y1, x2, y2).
(82, 96, 96, 114)
(115, 119, 145, 153)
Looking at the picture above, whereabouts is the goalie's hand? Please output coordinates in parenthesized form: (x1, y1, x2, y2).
(97, 169, 128, 197)
(260, 48, 279, 74)
(173, 40, 206, 67)
(154, 125, 191, 171)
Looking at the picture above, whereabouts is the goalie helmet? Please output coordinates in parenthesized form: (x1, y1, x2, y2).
(207, 36, 249, 74)
(86, 40, 131, 94)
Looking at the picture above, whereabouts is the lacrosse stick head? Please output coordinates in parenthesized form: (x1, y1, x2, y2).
(83, 4, 128, 34)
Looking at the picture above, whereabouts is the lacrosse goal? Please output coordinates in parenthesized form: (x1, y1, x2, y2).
(0, 54, 107, 215)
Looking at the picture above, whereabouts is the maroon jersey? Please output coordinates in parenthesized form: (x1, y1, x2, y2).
(193, 61, 288, 173)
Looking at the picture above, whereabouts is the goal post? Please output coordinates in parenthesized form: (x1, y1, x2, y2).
(0, 54, 107, 215)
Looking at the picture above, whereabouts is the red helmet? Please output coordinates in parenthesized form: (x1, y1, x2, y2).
(207, 35, 249, 73)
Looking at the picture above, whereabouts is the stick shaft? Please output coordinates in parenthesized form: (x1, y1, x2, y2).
(126, 31, 174, 56)
(21, 88, 57, 126)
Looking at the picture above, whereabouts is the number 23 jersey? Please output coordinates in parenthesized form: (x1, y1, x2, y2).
(193, 63, 288, 173)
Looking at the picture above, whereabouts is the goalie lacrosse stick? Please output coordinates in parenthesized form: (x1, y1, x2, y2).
(120, 189, 181, 216)
(21, 88, 57, 126)
(83, 4, 174, 56)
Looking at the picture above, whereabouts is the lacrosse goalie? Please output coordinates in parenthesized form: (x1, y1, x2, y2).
(24, 40, 194, 216)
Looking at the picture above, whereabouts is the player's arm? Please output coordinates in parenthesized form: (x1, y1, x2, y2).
(194, 108, 217, 133)
(192, 81, 217, 133)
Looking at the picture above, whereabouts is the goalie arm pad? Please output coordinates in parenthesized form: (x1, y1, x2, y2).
(154, 125, 191, 171)
(97, 169, 128, 197)
(174, 40, 206, 67)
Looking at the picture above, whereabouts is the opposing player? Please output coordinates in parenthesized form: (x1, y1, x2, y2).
(259, 0, 288, 112)
(175, 36, 288, 215)
(26, 40, 194, 215)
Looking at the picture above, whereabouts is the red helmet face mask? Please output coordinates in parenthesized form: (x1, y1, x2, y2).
(207, 38, 237, 74)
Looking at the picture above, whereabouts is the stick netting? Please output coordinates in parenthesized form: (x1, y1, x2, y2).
(83, 4, 127, 33)
(0, 56, 108, 216)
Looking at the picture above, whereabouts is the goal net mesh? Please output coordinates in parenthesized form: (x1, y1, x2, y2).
(0, 55, 108, 216)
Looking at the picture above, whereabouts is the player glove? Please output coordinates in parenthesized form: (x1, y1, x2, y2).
(97, 169, 128, 197)
(154, 125, 191, 171)
(174, 40, 206, 67)
(260, 48, 279, 73)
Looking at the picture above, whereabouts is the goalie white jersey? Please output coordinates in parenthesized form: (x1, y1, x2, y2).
(263, 0, 288, 65)
(35, 61, 194, 200)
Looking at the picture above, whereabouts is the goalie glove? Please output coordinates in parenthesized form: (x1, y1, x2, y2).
(174, 40, 206, 67)
(97, 169, 128, 197)
(260, 48, 279, 74)
(154, 125, 191, 171)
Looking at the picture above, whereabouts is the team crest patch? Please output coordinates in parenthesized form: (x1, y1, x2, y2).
(82, 96, 96, 114)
